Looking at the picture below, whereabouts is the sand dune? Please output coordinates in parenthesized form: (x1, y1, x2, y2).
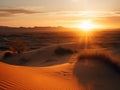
(0, 43, 120, 90)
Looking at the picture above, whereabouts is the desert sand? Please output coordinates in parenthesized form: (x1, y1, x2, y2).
(0, 43, 120, 90)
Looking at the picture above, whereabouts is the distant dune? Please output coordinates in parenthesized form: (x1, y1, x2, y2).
(0, 43, 120, 90)
(0, 26, 76, 34)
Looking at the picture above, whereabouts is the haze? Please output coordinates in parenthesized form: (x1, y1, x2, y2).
(0, 0, 120, 28)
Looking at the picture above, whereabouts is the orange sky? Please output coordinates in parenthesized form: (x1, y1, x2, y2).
(0, 0, 120, 28)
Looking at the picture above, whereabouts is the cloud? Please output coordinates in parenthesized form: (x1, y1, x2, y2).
(1, 9, 120, 24)
(0, 12, 12, 17)
(0, 8, 44, 17)
(44, 10, 120, 18)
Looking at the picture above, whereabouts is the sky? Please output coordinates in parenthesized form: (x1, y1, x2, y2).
(0, 0, 120, 28)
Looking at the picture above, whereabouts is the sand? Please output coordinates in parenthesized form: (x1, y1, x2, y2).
(0, 43, 120, 90)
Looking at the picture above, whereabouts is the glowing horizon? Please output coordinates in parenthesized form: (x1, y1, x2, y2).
(0, 0, 120, 28)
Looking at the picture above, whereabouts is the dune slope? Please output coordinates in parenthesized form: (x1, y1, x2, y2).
(0, 43, 120, 90)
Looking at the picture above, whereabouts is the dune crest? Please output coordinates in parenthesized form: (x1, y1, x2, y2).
(0, 43, 120, 90)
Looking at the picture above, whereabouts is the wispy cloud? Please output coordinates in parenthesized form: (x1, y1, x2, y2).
(0, 8, 44, 17)
(44, 10, 120, 18)
(0, 12, 12, 17)
(1, 8, 120, 18)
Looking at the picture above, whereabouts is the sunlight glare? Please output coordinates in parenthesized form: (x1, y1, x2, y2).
(78, 20, 98, 32)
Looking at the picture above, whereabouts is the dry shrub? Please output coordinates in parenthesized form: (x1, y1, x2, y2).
(78, 50, 120, 73)
(9, 38, 27, 54)
(78, 50, 112, 60)
(54, 46, 74, 56)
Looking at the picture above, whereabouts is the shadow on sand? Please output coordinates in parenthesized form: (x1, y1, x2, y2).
(73, 50, 120, 90)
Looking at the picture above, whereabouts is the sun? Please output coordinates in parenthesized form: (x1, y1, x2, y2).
(78, 20, 98, 32)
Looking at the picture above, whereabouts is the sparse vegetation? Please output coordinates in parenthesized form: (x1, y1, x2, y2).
(9, 38, 27, 54)
(54, 46, 74, 56)
(78, 50, 112, 60)
(78, 50, 120, 73)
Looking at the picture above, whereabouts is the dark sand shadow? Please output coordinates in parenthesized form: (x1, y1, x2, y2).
(0, 43, 79, 67)
(73, 52, 120, 90)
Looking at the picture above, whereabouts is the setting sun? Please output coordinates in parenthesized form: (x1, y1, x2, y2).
(0, 0, 120, 90)
(78, 20, 99, 32)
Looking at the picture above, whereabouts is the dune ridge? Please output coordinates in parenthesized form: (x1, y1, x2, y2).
(0, 43, 120, 90)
